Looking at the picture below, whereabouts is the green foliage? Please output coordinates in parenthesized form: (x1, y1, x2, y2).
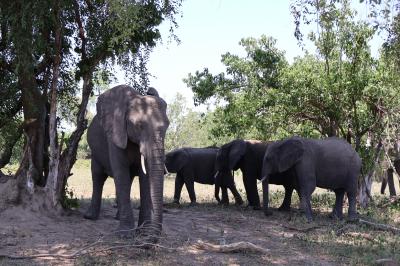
(185, 36, 289, 140)
(185, 1, 400, 181)
(165, 93, 230, 151)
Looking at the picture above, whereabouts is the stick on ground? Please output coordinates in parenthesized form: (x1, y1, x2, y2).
(193, 240, 269, 254)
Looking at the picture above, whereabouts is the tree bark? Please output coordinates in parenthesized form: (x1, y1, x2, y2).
(46, 0, 62, 208)
(358, 140, 383, 208)
(12, 1, 47, 187)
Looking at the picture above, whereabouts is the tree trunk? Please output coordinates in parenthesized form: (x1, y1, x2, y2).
(46, 0, 62, 208)
(56, 75, 92, 202)
(12, 2, 47, 188)
(358, 140, 383, 208)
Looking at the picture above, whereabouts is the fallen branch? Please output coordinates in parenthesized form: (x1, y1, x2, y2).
(380, 196, 400, 208)
(281, 224, 321, 233)
(358, 219, 400, 235)
(345, 232, 375, 242)
(375, 258, 398, 265)
(193, 240, 269, 254)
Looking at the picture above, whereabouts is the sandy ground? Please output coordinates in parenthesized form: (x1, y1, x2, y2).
(0, 199, 341, 265)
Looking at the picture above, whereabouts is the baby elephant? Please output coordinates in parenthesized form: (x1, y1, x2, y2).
(165, 147, 243, 206)
(261, 137, 361, 221)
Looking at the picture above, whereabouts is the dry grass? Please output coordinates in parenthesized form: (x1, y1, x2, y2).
(68, 159, 400, 205)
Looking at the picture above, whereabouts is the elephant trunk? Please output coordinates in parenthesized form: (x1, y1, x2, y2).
(148, 137, 165, 235)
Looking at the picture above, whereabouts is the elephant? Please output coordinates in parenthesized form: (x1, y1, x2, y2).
(213, 140, 276, 209)
(261, 136, 361, 222)
(85, 85, 169, 235)
(165, 147, 243, 206)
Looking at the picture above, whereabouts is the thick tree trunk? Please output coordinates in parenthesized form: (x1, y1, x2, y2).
(12, 3, 47, 188)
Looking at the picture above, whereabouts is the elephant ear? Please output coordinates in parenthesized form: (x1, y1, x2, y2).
(171, 149, 189, 172)
(97, 85, 138, 149)
(277, 138, 304, 173)
(228, 140, 246, 170)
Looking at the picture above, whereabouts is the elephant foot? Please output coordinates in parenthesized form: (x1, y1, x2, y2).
(278, 205, 291, 212)
(347, 213, 359, 223)
(189, 201, 197, 207)
(83, 209, 99, 220)
(329, 210, 343, 220)
(114, 210, 120, 220)
(252, 205, 261, 210)
(172, 199, 180, 205)
(234, 197, 244, 206)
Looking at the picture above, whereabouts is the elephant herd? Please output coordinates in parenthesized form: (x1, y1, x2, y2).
(84, 85, 362, 237)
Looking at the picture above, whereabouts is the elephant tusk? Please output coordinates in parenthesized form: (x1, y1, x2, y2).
(214, 171, 219, 179)
(141, 154, 147, 175)
(260, 175, 267, 183)
(164, 164, 169, 175)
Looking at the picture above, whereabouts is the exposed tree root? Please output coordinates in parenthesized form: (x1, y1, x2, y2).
(193, 240, 269, 254)
(358, 219, 400, 235)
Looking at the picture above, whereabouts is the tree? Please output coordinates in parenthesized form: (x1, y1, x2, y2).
(165, 93, 226, 151)
(184, 36, 289, 140)
(0, 0, 182, 212)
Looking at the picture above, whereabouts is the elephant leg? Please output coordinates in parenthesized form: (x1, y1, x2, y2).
(228, 184, 244, 205)
(84, 159, 107, 220)
(330, 189, 345, 220)
(184, 176, 196, 205)
(173, 173, 184, 204)
(138, 172, 152, 227)
(347, 190, 358, 221)
(299, 187, 313, 222)
(278, 186, 293, 211)
(243, 174, 261, 209)
(215, 184, 221, 203)
(109, 145, 135, 232)
(220, 187, 229, 205)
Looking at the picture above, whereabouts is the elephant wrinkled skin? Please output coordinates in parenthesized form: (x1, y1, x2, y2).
(262, 137, 361, 221)
(85, 85, 169, 236)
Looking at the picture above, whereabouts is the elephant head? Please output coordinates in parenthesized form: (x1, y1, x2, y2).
(97, 85, 169, 231)
(261, 137, 304, 215)
(215, 139, 247, 172)
(165, 149, 189, 173)
(261, 137, 304, 179)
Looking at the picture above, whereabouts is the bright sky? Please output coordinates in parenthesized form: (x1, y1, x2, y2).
(113, 0, 384, 109)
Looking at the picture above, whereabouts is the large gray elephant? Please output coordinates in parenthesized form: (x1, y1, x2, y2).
(85, 85, 169, 235)
(261, 137, 361, 221)
(165, 147, 243, 206)
(215, 139, 297, 210)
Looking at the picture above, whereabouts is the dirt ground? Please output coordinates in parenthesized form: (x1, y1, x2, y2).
(0, 199, 340, 265)
(0, 161, 399, 265)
